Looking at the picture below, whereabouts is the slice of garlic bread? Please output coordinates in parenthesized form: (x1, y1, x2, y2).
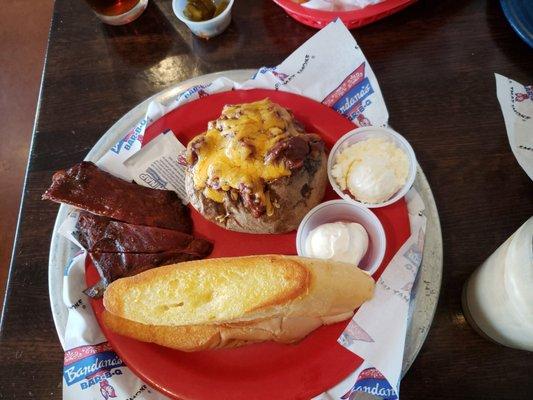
(103, 255, 374, 327)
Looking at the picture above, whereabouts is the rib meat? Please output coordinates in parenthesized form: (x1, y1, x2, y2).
(89, 250, 206, 284)
(75, 212, 212, 254)
(42, 161, 192, 233)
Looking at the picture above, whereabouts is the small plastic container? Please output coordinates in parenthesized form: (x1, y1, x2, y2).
(296, 199, 386, 275)
(328, 126, 417, 208)
(172, 0, 234, 39)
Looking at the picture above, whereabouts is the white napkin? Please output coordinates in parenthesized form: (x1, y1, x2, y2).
(335, 188, 426, 398)
(495, 74, 533, 181)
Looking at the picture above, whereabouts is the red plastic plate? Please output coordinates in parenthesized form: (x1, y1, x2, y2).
(87, 89, 410, 400)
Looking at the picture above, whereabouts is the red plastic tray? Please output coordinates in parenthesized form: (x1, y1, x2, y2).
(273, 0, 417, 29)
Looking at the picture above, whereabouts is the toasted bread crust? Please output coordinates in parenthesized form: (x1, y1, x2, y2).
(247, 256, 310, 312)
(102, 310, 349, 351)
(102, 311, 224, 351)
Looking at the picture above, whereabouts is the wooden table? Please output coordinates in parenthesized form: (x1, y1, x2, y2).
(1, 0, 532, 398)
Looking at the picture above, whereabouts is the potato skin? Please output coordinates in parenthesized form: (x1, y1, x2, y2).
(185, 152, 327, 233)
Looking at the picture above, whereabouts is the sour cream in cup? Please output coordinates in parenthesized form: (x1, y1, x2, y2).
(296, 200, 386, 275)
(304, 221, 369, 267)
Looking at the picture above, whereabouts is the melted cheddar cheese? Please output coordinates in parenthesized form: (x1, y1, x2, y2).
(189, 99, 303, 210)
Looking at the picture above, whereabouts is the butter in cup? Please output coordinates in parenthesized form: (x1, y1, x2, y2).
(328, 126, 417, 208)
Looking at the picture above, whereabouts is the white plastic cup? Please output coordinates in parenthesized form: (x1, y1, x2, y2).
(172, 0, 234, 39)
(328, 126, 417, 208)
(296, 199, 386, 275)
(462, 217, 533, 351)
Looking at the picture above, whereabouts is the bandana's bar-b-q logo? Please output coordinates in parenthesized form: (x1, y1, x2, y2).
(341, 368, 398, 400)
(63, 350, 125, 386)
(178, 83, 212, 102)
(80, 369, 122, 391)
(253, 67, 288, 82)
(99, 379, 117, 400)
(110, 117, 148, 155)
(332, 78, 374, 117)
(64, 343, 114, 365)
(515, 85, 533, 102)
(322, 63, 366, 107)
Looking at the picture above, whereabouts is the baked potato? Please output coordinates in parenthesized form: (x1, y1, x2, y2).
(184, 99, 327, 233)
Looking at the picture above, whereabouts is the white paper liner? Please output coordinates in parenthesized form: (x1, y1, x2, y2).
(495, 74, 533, 181)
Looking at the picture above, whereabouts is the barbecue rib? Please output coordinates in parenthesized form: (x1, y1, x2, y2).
(75, 212, 212, 254)
(43, 161, 192, 233)
(89, 250, 210, 284)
